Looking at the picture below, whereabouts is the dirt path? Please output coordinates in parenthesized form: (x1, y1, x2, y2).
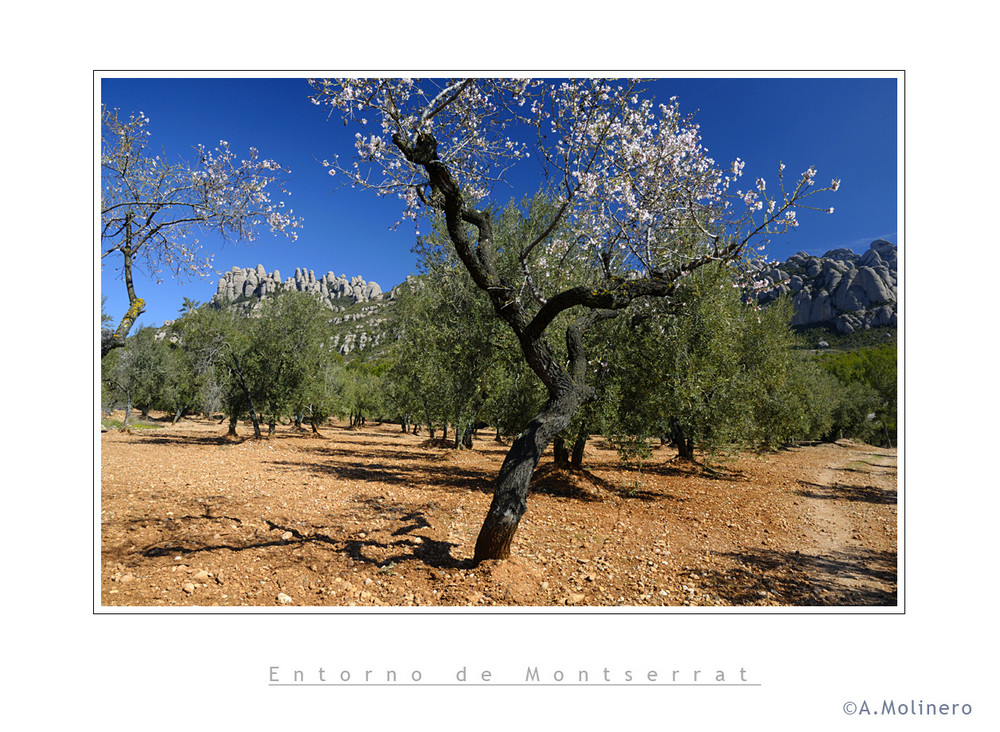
(793, 443, 899, 605)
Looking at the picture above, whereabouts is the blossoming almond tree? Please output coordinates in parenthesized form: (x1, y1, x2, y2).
(101, 106, 302, 356)
(309, 77, 838, 564)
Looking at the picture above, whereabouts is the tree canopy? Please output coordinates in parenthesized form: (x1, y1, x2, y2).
(101, 106, 301, 355)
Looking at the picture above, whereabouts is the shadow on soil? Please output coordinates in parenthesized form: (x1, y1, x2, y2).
(129, 433, 246, 447)
(795, 480, 897, 505)
(139, 514, 471, 570)
(700, 547, 897, 606)
(529, 464, 681, 503)
(268, 457, 498, 495)
(266, 447, 678, 504)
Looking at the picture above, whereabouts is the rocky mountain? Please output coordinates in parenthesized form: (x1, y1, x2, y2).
(752, 239, 897, 334)
(213, 265, 383, 307)
(207, 239, 896, 356)
(210, 265, 392, 356)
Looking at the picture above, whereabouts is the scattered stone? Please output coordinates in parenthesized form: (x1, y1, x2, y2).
(281, 531, 293, 541)
(277, 593, 293, 604)
(182, 582, 196, 594)
(192, 570, 211, 582)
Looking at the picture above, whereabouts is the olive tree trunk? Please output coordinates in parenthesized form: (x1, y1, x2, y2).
(227, 350, 262, 439)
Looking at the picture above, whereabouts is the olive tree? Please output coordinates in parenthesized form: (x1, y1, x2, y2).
(309, 78, 838, 564)
(384, 196, 556, 446)
(250, 291, 334, 436)
(101, 325, 169, 425)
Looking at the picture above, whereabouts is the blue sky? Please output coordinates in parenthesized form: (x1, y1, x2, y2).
(99, 75, 899, 329)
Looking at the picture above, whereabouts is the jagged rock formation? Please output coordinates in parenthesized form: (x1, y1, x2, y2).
(210, 265, 388, 356)
(213, 265, 383, 308)
(753, 240, 897, 334)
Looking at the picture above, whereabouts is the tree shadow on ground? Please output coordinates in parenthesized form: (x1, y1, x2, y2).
(699, 547, 897, 606)
(265, 517, 471, 570)
(795, 480, 897, 505)
(128, 433, 245, 447)
(643, 458, 746, 482)
(139, 513, 470, 570)
(310, 445, 440, 463)
(529, 464, 682, 503)
(269, 451, 679, 504)
(588, 439, 747, 481)
(837, 458, 897, 474)
(267, 458, 498, 495)
(529, 465, 608, 502)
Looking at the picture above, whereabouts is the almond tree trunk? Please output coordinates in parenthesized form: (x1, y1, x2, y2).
(103, 215, 146, 357)
(473, 383, 588, 563)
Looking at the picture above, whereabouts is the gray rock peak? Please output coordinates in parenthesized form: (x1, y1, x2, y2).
(753, 240, 897, 334)
(213, 264, 384, 311)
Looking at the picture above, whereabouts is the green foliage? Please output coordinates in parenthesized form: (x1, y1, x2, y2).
(101, 418, 161, 431)
(250, 291, 335, 427)
(164, 292, 344, 436)
(155, 339, 200, 418)
(597, 263, 824, 458)
(299, 354, 346, 429)
(818, 343, 897, 388)
(179, 297, 202, 317)
(816, 342, 897, 445)
(101, 296, 113, 330)
(382, 195, 555, 443)
(769, 356, 839, 443)
(340, 359, 388, 426)
(101, 326, 172, 419)
(169, 302, 246, 419)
